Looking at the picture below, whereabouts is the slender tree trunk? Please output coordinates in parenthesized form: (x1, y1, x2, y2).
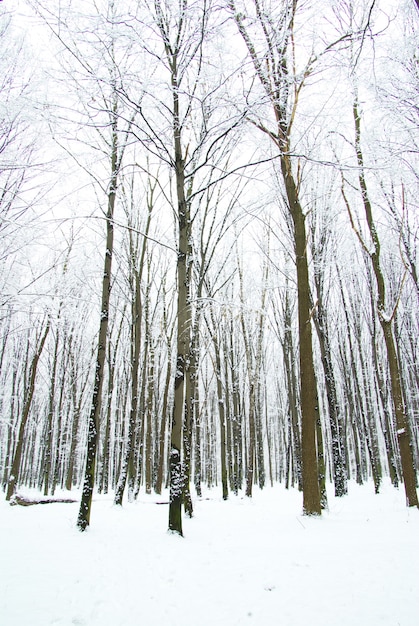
(194, 403, 202, 497)
(279, 288, 303, 491)
(155, 343, 172, 495)
(6, 320, 50, 501)
(209, 309, 228, 500)
(311, 273, 347, 497)
(65, 348, 89, 491)
(316, 403, 328, 509)
(182, 346, 194, 516)
(367, 280, 400, 487)
(229, 318, 242, 494)
(52, 363, 66, 494)
(98, 348, 114, 495)
(43, 320, 60, 496)
(343, 99, 418, 507)
(2, 368, 18, 490)
(77, 105, 118, 530)
(237, 259, 256, 498)
(223, 325, 235, 493)
(99, 308, 124, 494)
(230, 0, 321, 514)
(254, 257, 269, 490)
(145, 342, 155, 495)
(114, 309, 141, 506)
(182, 251, 201, 517)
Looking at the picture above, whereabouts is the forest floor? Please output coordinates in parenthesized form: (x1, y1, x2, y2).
(1, 480, 418, 626)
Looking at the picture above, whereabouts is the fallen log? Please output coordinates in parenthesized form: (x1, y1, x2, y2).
(10, 494, 77, 506)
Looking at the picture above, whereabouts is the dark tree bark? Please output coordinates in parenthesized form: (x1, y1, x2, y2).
(77, 98, 118, 530)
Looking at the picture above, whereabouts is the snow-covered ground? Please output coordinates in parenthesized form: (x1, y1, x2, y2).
(1, 481, 418, 626)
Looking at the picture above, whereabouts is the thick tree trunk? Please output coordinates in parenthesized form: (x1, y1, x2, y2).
(168, 56, 191, 535)
(282, 155, 321, 515)
(229, 1, 321, 514)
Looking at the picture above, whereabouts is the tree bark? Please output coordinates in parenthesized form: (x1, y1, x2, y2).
(282, 157, 321, 515)
(343, 99, 418, 507)
(168, 57, 190, 536)
(6, 320, 50, 501)
(230, 1, 321, 514)
(77, 102, 118, 530)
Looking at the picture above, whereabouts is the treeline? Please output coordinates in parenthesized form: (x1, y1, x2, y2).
(0, 0, 418, 531)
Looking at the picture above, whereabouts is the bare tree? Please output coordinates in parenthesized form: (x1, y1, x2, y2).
(27, 0, 141, 528)
(6, 317, 50, 501)
(341, 96, 418, 507)
(129, 0, 245, 535)
(228, 0, 323, 514)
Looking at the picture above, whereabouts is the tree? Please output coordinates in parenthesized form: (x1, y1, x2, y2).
(0, 6, 46, 310)
(28, 0, 140, 529)
(310, 206, 348, 497)
(6, 317, 50, 501)
(228, 0, 322, 514)
(130, 0, 244, 534)
(341, 96, 418, 507)
(114, 174, 154, 506)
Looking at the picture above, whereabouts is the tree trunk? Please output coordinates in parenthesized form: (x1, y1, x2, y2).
(155, 344, 172, 495)
(77, 105, 118, 530)
(282, 156, 321, 515)
(311, 279, 347, 497)
(382, 320, 418, 506)
(344, 99, 418, 507)
(168, 50, 191, 535)
(6, 320, 50, 501)
(43, 320, 60, 496)
(209, 310, 228, 500)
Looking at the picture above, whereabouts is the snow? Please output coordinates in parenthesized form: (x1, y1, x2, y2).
(1, 482, 418, 626)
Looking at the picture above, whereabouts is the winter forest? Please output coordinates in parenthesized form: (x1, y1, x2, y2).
(1, 0, 419, 546)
